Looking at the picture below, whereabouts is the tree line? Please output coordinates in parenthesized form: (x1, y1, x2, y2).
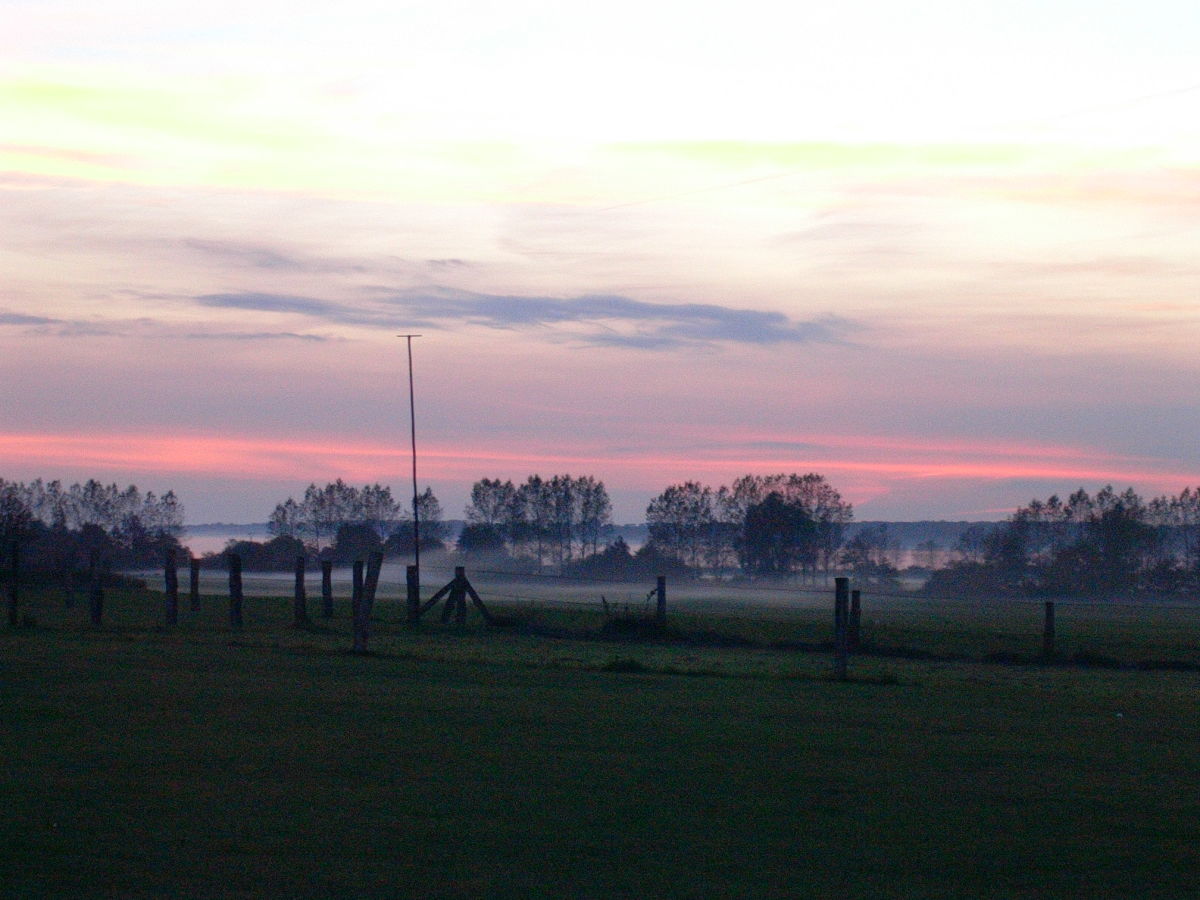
(211, 480, 449, 570)
(459, 475, 612, 568)
(7, 471, 1198, 597)
(641, 474, 853, 578)
(0, 471, 856, 581)
(0, 478, 185, 571)
(218, 474, 613, 573)
(457, 471, 853, 580)
(928, 485, 1200, 597)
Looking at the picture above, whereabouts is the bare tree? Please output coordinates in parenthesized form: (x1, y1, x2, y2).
(646, 481, 715, 571)
(575, 475, 612, 559)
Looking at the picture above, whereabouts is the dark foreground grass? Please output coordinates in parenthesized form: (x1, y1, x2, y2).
(3, 584, 1200, 898)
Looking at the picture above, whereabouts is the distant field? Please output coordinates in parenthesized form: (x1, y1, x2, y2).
(159, 561, 1200, 668)
(3, 578, 1199, 898)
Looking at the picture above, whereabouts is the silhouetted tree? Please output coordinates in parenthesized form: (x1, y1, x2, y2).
(330, 523, 383, 565)
(575, 475, 612, 559)
(723, 473, 852, 576)
(471, 474, 611, 569)
(0, 478, 184, 570)
(269, 481, 402, 551)
(931, 485, 1194, 597)
(645, 481, 716, 572)
(387, 487, 448, 553)
(216, 535, 306, 571)
(742, 493, 817, 576)
(465, 478, 520, 531)
(0, 482, 34, 545)
(456, 523, 508, 556)
(565, 536, 639, 579)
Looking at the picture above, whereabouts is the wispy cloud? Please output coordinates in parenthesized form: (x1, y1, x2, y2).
(195, 289, 856, 349)
(196, 293, 346, 318)
(1, 307, 334, 344)
(184, 240, 308, 271)
(183, 330, 332, 342)
(0, 311, 60, 326)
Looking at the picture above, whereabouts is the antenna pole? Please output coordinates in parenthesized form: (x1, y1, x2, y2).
(399, 334, 422, 581)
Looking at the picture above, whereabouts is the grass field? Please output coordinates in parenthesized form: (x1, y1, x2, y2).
(3, 577, 1200, 898)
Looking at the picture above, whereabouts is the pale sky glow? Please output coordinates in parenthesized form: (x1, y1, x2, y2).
(2, 1, 1198, 524)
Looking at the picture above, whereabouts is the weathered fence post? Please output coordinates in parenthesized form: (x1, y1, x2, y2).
(406, 564, 420, 624)
(655, 575, 667, 625)
(1043, 601, 1056, 659)
(364, 552, 383, 604)
(6, 540, 19, 627)
(352, 552, 382, 653)
(293, 556, 309, 627)
(228, 553, 244, 630)
(351, 559, 364, 626)
(321, 560, 333, 619)
(834, 577, 850, 681)
(849, 589, 862, 651)
(189, 556, 201, 612)
(440, 567, 465, 624)
(88, 550, 104, 627)
(164, 548, 179, 628)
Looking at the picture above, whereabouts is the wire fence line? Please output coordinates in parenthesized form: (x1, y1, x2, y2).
(12, 554, 1200, 673)
(168, 555, 1200, 618)
(415, 562, 1200, 613)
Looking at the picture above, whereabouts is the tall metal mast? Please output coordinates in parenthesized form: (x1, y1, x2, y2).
(398, 334, 421, 579)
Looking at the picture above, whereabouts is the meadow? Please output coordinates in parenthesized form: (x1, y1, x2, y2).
(3, 573, 1199, 898)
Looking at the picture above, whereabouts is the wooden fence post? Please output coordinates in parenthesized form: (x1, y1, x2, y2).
(189, 556, 201, 612)
(364, 552, 383, 604)
(164, 548, 179, 628)
(655, 575, 667, 625)
(293, 556, 310, 627)
(321, 560, 333, 619)
(849, 589, 862, 651)
(1043, 601, 1056, 659)
(6, 540, 18, 628)
(834, 577, 850, 681)
(353, 552, 382, 653)
(88, 550, 104, 627)
(406, 564, 420, 624)
(351, 560, 364, 629)
(228, 553, 244, 630)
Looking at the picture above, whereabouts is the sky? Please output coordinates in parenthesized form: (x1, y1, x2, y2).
(2, 0, 1198, 525)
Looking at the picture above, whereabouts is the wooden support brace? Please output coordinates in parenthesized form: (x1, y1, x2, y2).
(420, 580, 454, 616)
(463, 577, 496, 625)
